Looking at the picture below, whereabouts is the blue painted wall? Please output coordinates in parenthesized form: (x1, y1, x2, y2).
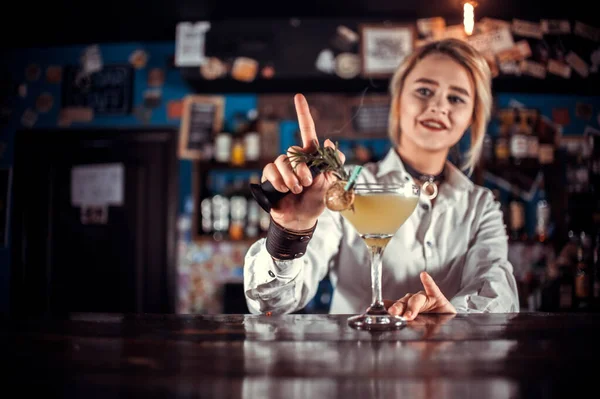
(1, 40, 599, 315)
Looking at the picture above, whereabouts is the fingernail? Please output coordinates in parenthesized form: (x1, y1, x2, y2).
(303, 176, 312, 186)
(405, 311, 412, 319)
(293, 183, 302, 194)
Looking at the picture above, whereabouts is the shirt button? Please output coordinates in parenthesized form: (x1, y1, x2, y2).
(268, 270, 275, 278)
(426, 241, 433, 248)
(421, 204, 429, 211)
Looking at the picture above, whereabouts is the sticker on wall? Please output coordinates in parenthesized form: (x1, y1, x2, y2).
(200, 57, 227, 80)
(18, 84, 27, 98)
(143, 89, 162, 108)
(315, 49, 335, 74)
(21, 108, 38, 127)
(35, 92, 54, 113)
(80, 204, 108, 225)
(45, 65, 62, 83)
(134, 106, 152, 123)
(129, 49, 148, 69)
(565, 51, 589, 77)
(591, 48, 600, 73)
(547, 60, 571, 78)
(334, 53, 360, 79)
(576, 102, 593, 121)
(175, 21, 211, 67)
(81, 45, 103, 75)
(167, 100, 183, 119)
(520, 60, 546, 79)
(330, 25, 359, 52)
(541, 20, 571, 35)
(512, 19, 543, 39)
(552, 108, 570, 126)
(60, 106, 94, 123)
(499, 61, 521, 76)
(417, 17, 446, 40)
(231, 57, 258, 82)
(57, 112, 72, 127)
(261, 64, 275, 79)
(147, 68, 165, 87)
(573, 21, 600, 42)
(25, 64, 41, 81)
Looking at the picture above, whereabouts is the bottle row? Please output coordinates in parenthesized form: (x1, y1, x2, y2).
(522, 230, 600, 313)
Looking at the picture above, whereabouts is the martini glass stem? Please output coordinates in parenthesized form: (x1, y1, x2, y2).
(369, 245, 385, 312)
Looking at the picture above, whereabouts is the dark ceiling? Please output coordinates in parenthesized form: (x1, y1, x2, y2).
(1, 0, 594, 48)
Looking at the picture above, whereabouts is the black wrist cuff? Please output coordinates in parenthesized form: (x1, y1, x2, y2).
(266, 216, 317, 260)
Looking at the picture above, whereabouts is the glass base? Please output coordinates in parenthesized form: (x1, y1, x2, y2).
(347, 303, 407, 331)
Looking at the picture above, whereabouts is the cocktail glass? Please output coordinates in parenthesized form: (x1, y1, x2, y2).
(340, 182, 420, 330)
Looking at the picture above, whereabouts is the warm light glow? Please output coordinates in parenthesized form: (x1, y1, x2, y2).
(463, 2, 475, 36)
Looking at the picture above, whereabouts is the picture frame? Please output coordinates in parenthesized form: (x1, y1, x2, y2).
(359, 24, 416, 78)
(178, 95, 225, 160)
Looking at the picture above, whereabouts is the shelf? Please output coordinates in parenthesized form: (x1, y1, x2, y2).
(182, 71, 600, 96)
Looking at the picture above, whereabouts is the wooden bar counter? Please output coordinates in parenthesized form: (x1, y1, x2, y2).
(1, 312, 598, 398)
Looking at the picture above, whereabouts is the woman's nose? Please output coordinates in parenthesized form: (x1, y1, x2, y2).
(427, 97, 448, 115)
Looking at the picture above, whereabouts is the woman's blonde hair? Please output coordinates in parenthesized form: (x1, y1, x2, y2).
(388, 38, 493, 176)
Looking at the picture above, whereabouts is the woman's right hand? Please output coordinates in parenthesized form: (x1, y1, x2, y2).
(260, 93, 345, 231)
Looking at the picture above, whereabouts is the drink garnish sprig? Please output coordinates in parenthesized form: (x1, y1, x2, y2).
(287, 141, 363, 212)
(287, 140, 349, 181)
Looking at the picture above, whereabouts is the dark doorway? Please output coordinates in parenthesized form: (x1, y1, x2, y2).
(10, 128, 178, 318)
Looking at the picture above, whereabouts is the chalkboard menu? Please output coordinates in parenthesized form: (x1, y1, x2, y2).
(62, 64, 133, 115)
(178, 95, 224, 160)
(351, 103, 390, 135)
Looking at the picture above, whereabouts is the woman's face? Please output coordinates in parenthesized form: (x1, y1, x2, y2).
(398, 53, 475, 154)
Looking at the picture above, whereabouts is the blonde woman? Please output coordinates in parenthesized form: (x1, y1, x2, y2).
(243, 38, 520, 319)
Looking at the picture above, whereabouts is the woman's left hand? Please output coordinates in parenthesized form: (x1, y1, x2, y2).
(384, 272, 457, 321)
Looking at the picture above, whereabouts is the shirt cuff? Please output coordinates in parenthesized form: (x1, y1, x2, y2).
(254, 241, 302, 283)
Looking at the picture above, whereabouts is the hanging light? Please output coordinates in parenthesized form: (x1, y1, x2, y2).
(463, 1, 477, 36)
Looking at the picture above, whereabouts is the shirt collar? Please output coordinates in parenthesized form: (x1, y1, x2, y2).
(375, 148, 474, 198)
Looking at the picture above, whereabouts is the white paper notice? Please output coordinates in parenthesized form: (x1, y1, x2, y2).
(71, 163, 124, 206)
(175, 21, 211, 67)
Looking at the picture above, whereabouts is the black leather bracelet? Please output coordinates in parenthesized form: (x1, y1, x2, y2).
(265, 216, 317, 260)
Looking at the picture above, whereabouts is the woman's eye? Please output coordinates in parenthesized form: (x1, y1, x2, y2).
(448, 96, 466, 104)
(416, 88, 432, 96)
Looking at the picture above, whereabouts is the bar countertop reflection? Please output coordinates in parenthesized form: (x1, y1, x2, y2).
(2, 312, 599, 398)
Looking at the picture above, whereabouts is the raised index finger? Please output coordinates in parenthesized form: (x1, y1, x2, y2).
(420, 272, 444, 300)
(294, 93, 318, 151)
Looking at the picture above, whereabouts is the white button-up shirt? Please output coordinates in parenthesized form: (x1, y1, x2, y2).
(243, 149, 520, 315)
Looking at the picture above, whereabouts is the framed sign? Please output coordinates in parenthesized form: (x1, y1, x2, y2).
(62, 64, 134, 115)
(178, 95, 224, 160)
(359, 24, 415, 78)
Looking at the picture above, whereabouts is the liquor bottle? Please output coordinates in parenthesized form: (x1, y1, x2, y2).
(228, 178, 247, 241)
(509, 189, 527, 241)
(244, 109, 261, 163)
(535, 176, 551, 243)
(494, 109, 511, 167)
(214, 129, 232, 164)
(557, 257, 574, 312)
(524, 110, 540, 169)
(574, 232, 592, 311)
(593, 232, 600, 310)
(537, 119, 556, 166)
(509, 108, 528, 167)
(244, 173, 262, 239)
(230, 112, 247, 167)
